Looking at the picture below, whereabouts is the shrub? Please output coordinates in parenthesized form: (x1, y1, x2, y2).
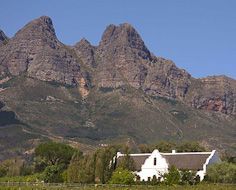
(42, 165, 64, 183)
(0, 167, 7, 177)
(180, 170, 199, 185)
(163, 166, 181, 185)
(109, 167, 135, 185)
(150, 175, 160, 185)
(0, 173, 42, 182)
(206, 162, 236, 184)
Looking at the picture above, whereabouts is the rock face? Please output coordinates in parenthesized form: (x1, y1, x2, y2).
(95, 23, 191, 100)
(95, 23, 152, 89)
(186, 76, 236, 115)
(0, 16, 235, 115)
(74, 38, 96, 68)
(0, 16, 91, 89)
(0, 30, 8, 45)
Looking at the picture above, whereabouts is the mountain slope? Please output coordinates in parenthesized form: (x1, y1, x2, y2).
(0, 30, 8, 46)
(0, 16, 235, 159)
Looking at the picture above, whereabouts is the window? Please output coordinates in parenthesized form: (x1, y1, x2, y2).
(154, 158, 157, 166)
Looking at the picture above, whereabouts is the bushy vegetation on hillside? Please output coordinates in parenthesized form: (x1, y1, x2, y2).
(1, 75, 235, 163)
(138, 141, 206, 153)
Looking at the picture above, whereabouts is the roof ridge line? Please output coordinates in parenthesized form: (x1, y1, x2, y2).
(161, 151, 213, 155)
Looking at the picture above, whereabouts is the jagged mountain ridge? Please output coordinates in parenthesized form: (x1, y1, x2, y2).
(0, 16, 235, 159)
(0, 16, 235, 115)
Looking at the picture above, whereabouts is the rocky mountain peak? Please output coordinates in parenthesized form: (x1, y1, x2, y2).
(74, 38, 96, 68)
(0, 16, 235, 115)
(75, 38, 92, 48)
(14, 16, 57, 42)
(0, 16, 61, 76)
(0, 30, 8, 45)
(98, 23, 151, 59)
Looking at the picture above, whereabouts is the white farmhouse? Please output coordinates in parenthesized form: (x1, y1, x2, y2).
(116, 149, 220, 181)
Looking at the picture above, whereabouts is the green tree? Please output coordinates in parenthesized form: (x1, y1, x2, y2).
(94, 146, 117, 183)
(77, 154, 95, 183)
(66, 151, 83, 183)
(206, 162, 236, 184)
(35, 142, 76, 167)
(138, 144, 151, 153)
(42, 165, 64, 183)
(0, 158, 23, 177)
(177, 142, 206, 152)
(109, 167, 135, 185)
(117, 146, 136, 171)
(163, 166, 181, 185)
(150, 141, 206, 153)
(67, 153, 95, 184)
(34, 157, 47, 173)
(152, 141, 176, 153)
(0, 166, 7, 177)
(20, 163, 33, 176)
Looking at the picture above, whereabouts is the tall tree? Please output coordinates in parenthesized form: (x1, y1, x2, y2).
(66, 151, 83, 183)
(67, 152, 95, 183)
(94, 146, 118, 183)
(117, 146, 136, 171)
(35, 142, 76, 167)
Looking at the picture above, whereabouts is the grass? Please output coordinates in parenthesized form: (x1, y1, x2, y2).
(0, 183, 235, 190)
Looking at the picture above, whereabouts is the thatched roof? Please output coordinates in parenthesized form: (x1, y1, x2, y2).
(162, 153, 211, 170)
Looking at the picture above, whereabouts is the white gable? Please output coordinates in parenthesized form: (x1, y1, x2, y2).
(137, 150, 168, 181)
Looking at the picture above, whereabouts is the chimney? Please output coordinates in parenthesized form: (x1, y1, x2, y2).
(117, 152, 122, 157)
(172, 150, 176, 154)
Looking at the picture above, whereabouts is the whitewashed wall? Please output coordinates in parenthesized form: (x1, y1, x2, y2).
(137, 150, 168, 181)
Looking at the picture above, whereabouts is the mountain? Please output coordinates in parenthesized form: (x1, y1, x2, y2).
(0, 30, 8, 46)
(0, 16, 235, 160)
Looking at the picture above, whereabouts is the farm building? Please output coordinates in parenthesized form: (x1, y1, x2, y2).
(116, 149, 220, 181)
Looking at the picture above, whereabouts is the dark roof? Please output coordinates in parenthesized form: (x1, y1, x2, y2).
(116, 155, 150, 171)
(116, 152, 211, 171)
(162, 153, 211, 170)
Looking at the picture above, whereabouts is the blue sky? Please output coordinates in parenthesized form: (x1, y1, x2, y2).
(0, 0, 235, 79)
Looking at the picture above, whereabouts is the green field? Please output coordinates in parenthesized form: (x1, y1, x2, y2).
(0, 184, 235, 190)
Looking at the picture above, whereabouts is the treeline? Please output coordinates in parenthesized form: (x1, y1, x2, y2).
(0, 142, 120, 184)
(138, 141, 206, 153)
(0, 141, 235, 185)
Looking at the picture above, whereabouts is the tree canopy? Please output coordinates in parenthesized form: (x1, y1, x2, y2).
(35, 142, 76, 167)
(139, 141, 206, 153)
